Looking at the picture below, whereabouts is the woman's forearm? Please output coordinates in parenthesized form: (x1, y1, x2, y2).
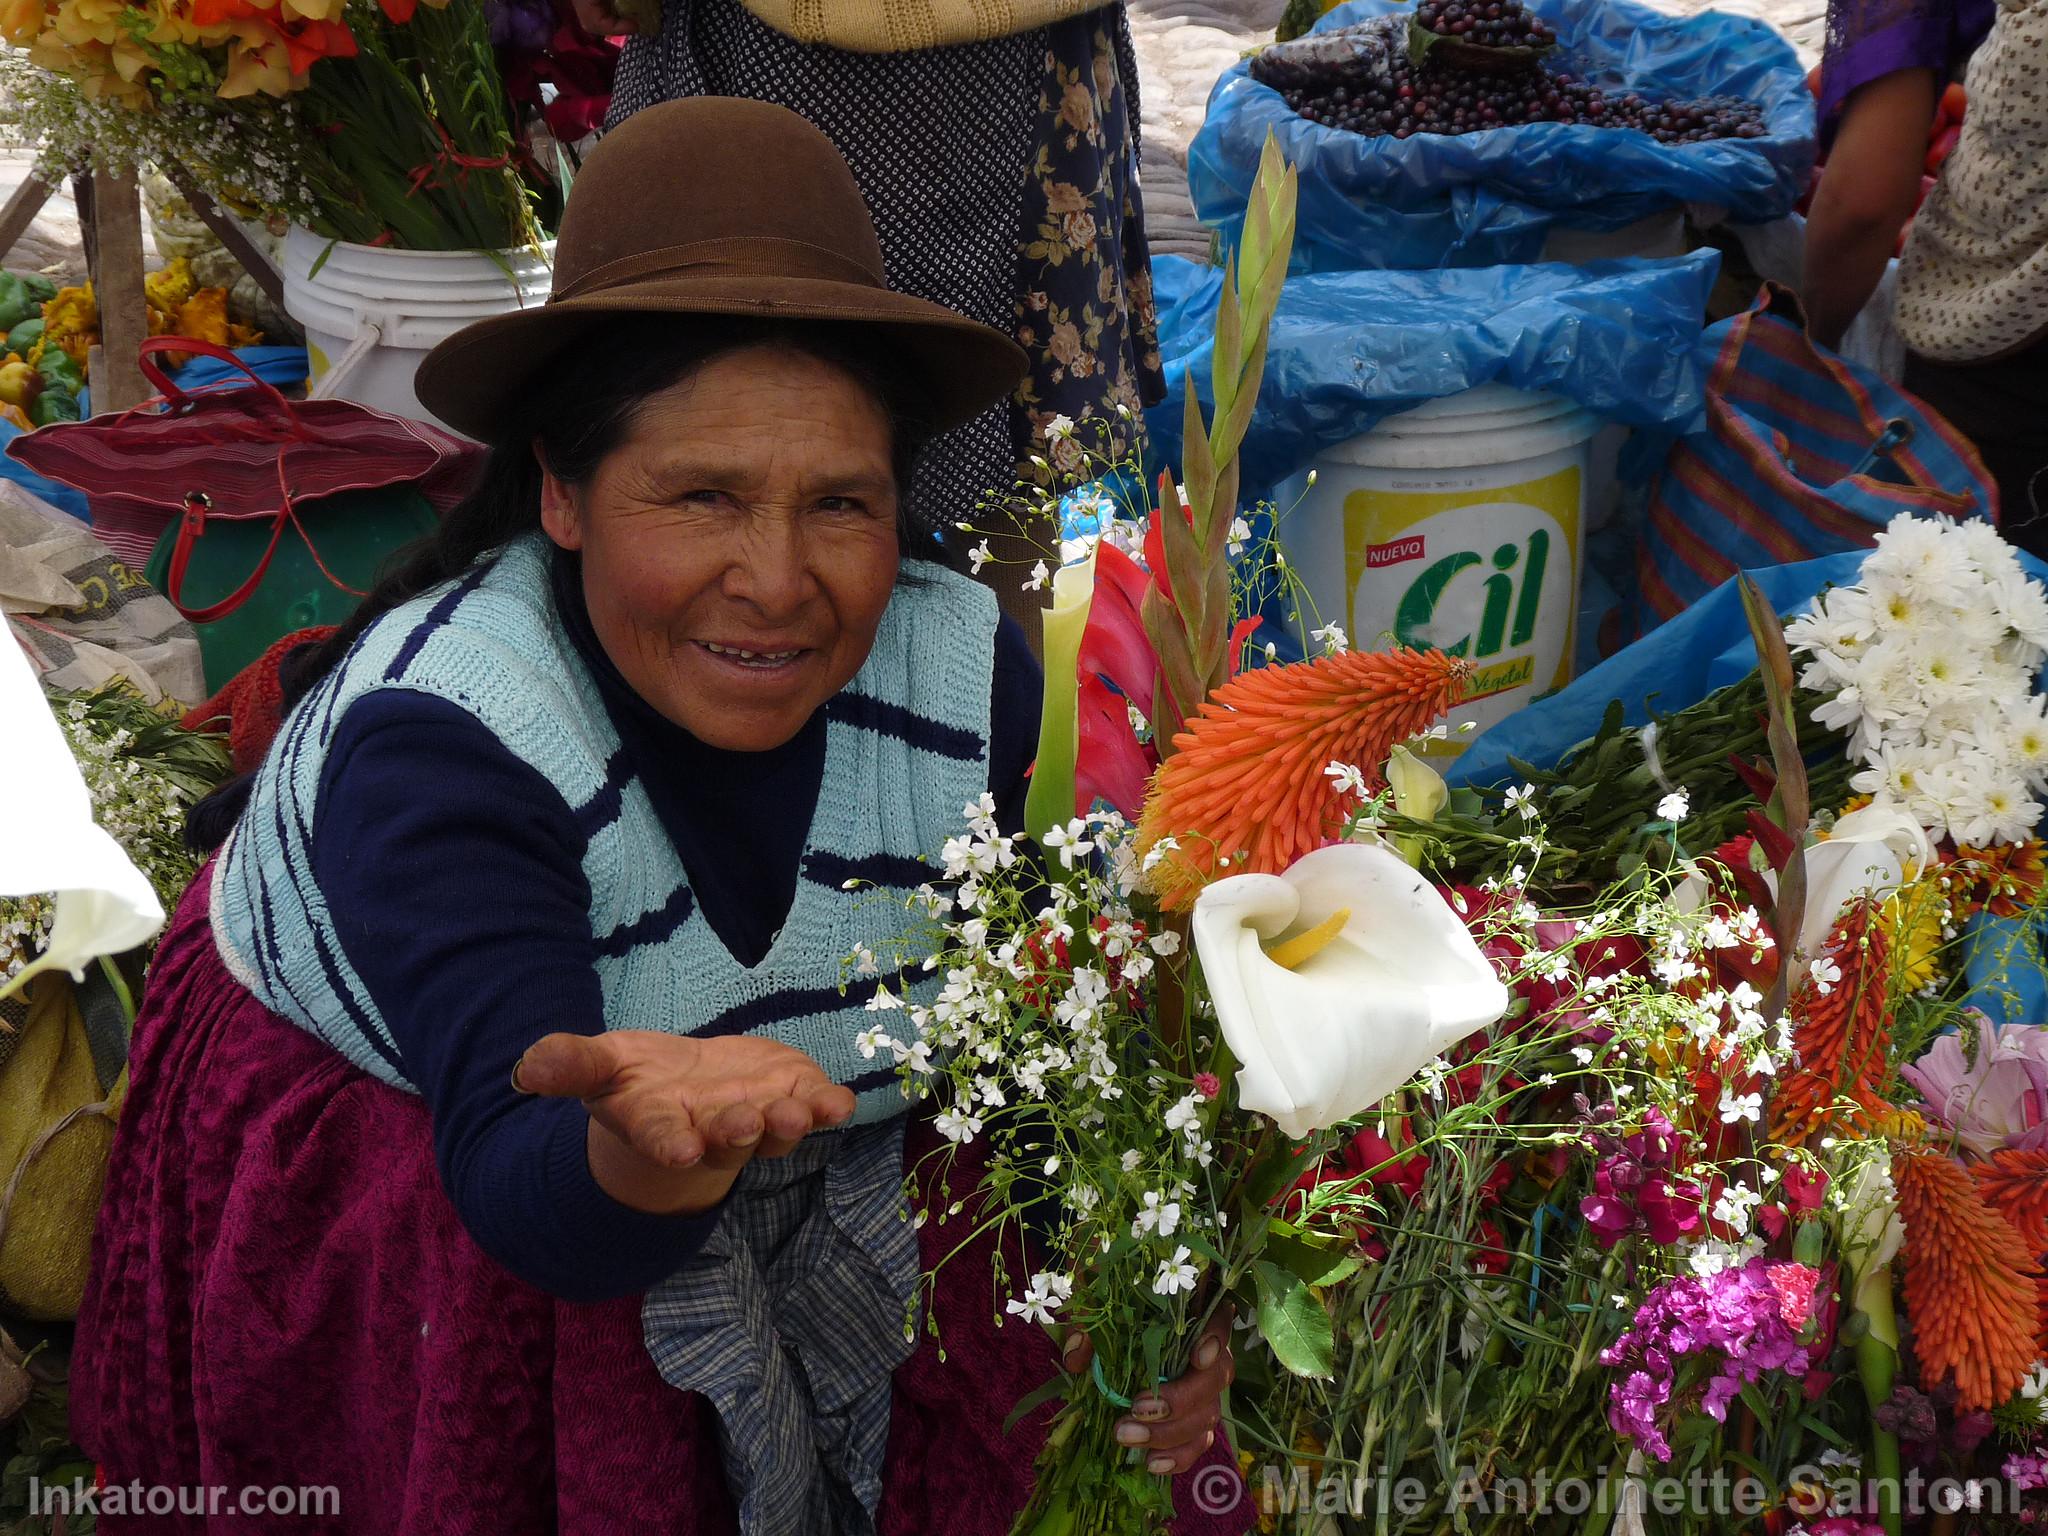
(1802, 68, 1939, 350)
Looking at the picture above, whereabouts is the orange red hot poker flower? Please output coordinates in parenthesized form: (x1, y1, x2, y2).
(1892, 1146, 2044, 1412)
(1137, 647, 1466, 908)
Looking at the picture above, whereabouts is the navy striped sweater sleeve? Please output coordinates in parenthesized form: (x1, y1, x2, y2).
(310, 694, 724, 1304)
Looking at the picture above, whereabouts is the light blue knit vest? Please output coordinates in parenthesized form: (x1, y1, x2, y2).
(211, 533, 995, 1124)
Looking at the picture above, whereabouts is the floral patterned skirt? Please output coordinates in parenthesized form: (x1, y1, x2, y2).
(610, 0, 1165, 534)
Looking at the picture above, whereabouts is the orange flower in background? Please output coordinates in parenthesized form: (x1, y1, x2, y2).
(1136, 647, 1465, 908)
(1769, 901, 1892, 1149)
(1893, 1146, 2043, 1410)
(0, 0, 46, 46)
(1974, 1146, 2048, 1346)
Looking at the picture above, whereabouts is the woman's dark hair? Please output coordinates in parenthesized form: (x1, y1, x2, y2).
(187, 313, 946, 851)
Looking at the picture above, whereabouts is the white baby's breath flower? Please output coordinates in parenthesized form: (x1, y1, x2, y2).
(1809, 956, 1842, 995)
(1152, 1245, 1199, 1296)
(1655, 790, 1690, 823)
(1023, 560, 1052, 592)
(1504, 783, 1538, 819)
(934, 1106, 983, 1143)
(1132, 1190, 1182, 1240)
(1718, 1090, 1763, 1125)
(1324, 761, 1368, 799)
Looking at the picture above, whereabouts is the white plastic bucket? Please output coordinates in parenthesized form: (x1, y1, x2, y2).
(281, 228, 554, 432)
(1278, 384, 1601, 750)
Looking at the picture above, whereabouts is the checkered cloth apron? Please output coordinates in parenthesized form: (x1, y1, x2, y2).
(642, 1118, 919, 1536)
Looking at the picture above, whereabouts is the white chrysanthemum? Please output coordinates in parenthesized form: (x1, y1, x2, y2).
(2004, 693, 2048, 791)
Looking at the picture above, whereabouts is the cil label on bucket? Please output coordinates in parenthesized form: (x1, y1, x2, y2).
(1343, 466, 1581, 745)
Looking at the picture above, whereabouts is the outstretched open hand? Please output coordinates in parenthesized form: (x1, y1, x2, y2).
(514, 1030, 856, 1214)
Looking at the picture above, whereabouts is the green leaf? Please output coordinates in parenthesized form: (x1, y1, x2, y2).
(1252, 1259, 1335, 1379)
(1264, 1228, 1364, 1289)
(1002, 1372, 1073, 1435)
(1244, 1139, 1322, 1211)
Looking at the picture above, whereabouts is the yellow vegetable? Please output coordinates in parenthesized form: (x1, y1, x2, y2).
(143, 257, 196, 318)
(0, 402, 32, 433)
(42, 284, 97, 371)
(175, 288, 229, 348)
(0, 361, 38, 409)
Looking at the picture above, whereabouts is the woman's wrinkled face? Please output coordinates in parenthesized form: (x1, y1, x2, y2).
(540, 343, 903, 752)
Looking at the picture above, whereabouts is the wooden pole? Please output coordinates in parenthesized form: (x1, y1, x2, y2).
(85, 170, 150, 415)
(0, 174, 55, 266)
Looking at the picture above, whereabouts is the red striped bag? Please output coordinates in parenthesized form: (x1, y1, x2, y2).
(1632, 286, 1998, 629)
(8, 339, 478, 572)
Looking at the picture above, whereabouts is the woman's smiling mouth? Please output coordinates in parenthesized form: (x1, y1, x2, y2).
(698, 640, 807, 671)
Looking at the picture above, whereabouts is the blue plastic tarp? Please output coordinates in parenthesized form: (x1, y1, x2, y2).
(1144, 249, 1719, 500)
(1190, 0, 1815, 271)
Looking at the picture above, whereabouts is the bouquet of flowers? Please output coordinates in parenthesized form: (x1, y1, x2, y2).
(1, 0, 615, 248)
(894, 128, 2048, 1529)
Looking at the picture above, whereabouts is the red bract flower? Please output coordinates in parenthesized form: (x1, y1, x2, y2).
(1072, 539, 1261, 822)
(1471, 1219, 1512, 1274)
(1341, 1124, 1429, 1201)
(1193, 1072, 1221, 1100)
(1782, 1161, 1829, 1215)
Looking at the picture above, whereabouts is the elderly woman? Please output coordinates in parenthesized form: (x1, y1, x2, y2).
(71, 100, 1241, 1535)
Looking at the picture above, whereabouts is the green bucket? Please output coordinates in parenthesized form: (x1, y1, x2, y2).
(146, 486, 439, 695)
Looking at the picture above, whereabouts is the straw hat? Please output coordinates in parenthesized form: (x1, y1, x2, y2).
(413, 97, 1028, 443)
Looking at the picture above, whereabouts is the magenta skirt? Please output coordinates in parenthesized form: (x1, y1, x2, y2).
(72, 873, 1250, 1534)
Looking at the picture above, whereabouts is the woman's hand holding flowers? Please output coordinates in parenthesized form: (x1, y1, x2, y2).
(513, 1031, 855, 1215)
(1060, 1308, 1236, 1477)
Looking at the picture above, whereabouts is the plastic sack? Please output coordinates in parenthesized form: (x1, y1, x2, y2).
(0, 421, 90, 522)
(1144, 249, 1720, 500)
(1, 479, 206, 705)
(1190, 0, 1815, 272)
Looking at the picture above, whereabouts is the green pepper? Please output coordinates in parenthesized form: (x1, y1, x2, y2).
(35, 347, 83, 395)
(0, 275, 32, 334)
(16, 273, 57, 305)
(30, 389, 79, 426)
(8, 317, 44, 355)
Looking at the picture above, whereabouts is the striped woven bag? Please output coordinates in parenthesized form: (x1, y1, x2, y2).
(1633, 286, 1999, 628)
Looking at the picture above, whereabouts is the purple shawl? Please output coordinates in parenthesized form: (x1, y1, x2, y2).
(1819, 0, 1995, 148)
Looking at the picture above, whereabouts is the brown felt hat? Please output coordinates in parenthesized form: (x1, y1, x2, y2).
(413, 97, 1028, 443)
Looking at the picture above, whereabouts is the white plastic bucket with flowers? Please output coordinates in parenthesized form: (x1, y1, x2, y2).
(281, 229, 554, 435)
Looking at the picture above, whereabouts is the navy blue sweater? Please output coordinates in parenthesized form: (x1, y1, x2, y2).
(304, 550, 1041, 1302)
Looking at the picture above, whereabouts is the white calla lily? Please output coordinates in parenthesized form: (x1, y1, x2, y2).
(1384, 744, 1448, 868)
(0, 631, 163, 1002)
(1191, 841, 1510, 1137)
(1766, 800, 1927, 961)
